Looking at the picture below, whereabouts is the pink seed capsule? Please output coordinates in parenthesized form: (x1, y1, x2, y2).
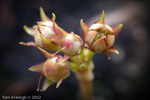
(62, 32, 83, 56)
(28, 47, 71, 92)
(43, 57, 70, 82)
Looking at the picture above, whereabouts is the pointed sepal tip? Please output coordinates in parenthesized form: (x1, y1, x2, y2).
(52, 13, 56, 22)
(95, 10, 105, 24)
(40, 7, 50, 21)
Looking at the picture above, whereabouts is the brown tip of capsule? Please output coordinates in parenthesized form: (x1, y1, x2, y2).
(107, 56, 111, 60)
(107, 50, 111, 60)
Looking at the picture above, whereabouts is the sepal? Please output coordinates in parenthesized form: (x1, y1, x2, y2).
(39, 79, 54, 92)
(38, 47, 57, 58)
(94, 10, 105, 24)
(40, 7, 51, 21)
(23, 25, 35, 37)
(111, 24, 123, 38)
(39, 31, 62, 51)
(19, 42, 37, 47)
(80, 19, 89, 38)
(28, 62, 44, 73)
(109, 47, 119, 54)
(56, 78, 63, 88)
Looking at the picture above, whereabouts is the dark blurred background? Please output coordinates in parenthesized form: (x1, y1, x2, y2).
(0, 0, 150, 100)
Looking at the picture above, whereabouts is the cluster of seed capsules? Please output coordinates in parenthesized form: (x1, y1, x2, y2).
(20, 8, 123, 91)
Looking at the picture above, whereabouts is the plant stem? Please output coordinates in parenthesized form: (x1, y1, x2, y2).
(71, 48, 94, 100)
(78, 78, 93, 100)
(75, 61, 94, 100)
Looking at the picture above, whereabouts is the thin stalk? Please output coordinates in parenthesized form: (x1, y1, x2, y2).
(77, 76, 93, 100)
